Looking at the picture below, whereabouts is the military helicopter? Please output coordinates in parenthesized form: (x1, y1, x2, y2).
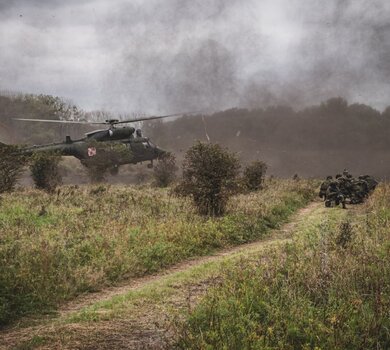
(11, 113, 189, 175)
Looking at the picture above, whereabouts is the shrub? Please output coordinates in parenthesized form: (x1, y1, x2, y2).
(242, 160, 267, 191)
(175, 185, 390, 350)
(0, 145, 27, 193)
(29, 152, 62, 192)
(0, 180, 316, 325)
(175, 142, 240, 216)
(336, 221, 353, 248)
(153, 152, 178, 187)
(81, 142, 130, 183)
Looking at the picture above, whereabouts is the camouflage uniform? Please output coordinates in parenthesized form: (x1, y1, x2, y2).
(362, 175, 378, 192)
(336, 173, 353, 202)
(319, 176, 332, 200)
(350, 178, 367, 204)
(324, 172, 377, 207)
(325, 180, 346, 209)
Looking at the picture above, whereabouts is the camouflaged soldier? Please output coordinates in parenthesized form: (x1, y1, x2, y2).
(350, 177, 368, 204)
(325, 179, 346, 209)
(336, 173, 353, 201)
(319, 176, 332, 200)
(362, 175, 378, 192)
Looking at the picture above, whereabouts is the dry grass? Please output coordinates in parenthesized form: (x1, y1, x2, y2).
(175, 184, 390, 349)
(0, 179, 316, 325)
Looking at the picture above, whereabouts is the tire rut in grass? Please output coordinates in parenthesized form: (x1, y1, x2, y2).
(0, 201, 323, 350)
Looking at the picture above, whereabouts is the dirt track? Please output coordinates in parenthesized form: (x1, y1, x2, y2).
(0, 201, 322, 350)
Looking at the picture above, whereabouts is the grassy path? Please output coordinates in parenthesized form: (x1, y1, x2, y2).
(1, 201, 342, 350)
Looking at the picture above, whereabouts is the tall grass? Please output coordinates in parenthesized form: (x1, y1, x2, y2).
(0, 179, 316, 326)
(175, 184, 390, 349)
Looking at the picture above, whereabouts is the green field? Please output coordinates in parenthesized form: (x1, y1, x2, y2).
(1, 180, 389, 350)
(0, 179, 316, 326)
(175, 184, 390, 350)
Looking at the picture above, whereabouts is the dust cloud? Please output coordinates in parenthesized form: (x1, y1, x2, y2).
(0, 0, 388, 112)
(0, 0, 389, 179)
(99, 0, 390, 112)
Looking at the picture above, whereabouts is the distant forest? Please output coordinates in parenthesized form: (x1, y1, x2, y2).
(146, 98, 390, 179)
(1, 93, 389, 178)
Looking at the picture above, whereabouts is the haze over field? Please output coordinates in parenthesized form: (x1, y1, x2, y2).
(0, 0, 389, 112)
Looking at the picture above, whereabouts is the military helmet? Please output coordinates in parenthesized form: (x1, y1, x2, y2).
(335, 174, 342, 179)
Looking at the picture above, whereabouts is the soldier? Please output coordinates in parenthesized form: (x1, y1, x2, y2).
(325, 179, 346, 209)
(362, 175, 378, 192)
(337, 173, 353, 202)
(319, 176, 332, 200)
(350, 177, 368, 204)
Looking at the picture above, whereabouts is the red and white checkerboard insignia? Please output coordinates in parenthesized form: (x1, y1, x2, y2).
(87, 147, 97, 157)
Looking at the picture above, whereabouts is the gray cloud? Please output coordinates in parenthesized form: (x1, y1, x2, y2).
(0, 0, 389, 112)
(98, 0, 390, 112)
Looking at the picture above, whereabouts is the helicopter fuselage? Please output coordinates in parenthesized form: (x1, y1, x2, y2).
(21, 127, 166, 169)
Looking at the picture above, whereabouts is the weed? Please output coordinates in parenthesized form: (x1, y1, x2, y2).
(175, 184, 390, 350)
(0, 179, 316, 325)
(14, 336, 47, 350)
(336, 221, 353, 248)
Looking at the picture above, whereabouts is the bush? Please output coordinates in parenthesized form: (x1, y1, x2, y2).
(81, 141, 130, 183)
(0, 144, 27, 193)
(175, 142, 240, 216)
(0, 180, 316, 325)
(175, 185, 390, 350)
(336, 221, 353, 248)
(242, 160, 267, 191)
(30, 152, 62, 192)
(153, 152, 178, 187)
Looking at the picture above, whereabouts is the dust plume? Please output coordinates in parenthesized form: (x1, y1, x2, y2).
(99, 0, 390, 112)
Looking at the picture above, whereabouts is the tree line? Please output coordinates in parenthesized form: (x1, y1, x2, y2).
(144, 98, 390, 178)
(1, 93, 389, 178)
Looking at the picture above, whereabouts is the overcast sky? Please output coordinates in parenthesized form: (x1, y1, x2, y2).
(0, 0, 389, 113)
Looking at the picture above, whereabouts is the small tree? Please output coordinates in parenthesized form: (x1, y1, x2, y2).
(30, 152, 62, 192)
(153, 152, 178, 187)
(81, 142, 130, 183)
(242, 160, 267, 191)
(175, 142, 240, 216)
(0, 145, 26, 193)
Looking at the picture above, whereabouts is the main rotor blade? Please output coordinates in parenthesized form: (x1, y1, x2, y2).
(14, 111, 201, 125)
(114, 111, 201, 124)
(13, 118, 105, 125)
